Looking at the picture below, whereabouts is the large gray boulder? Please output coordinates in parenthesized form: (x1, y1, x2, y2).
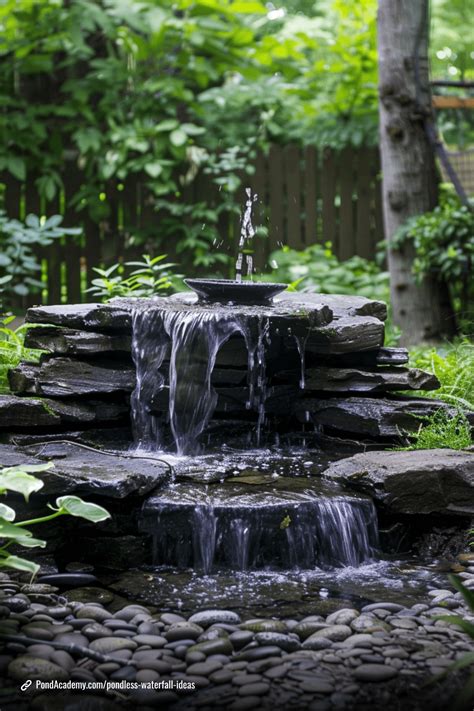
(322, 449, 474, 516)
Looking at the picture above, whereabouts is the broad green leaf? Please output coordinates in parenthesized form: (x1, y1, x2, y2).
(0, 554, 40, 575)
(55, 496, 111, 523)
(170, 129, 187, 147)
(8, 156, 26, 181)
(0, 519, 32, 539)
(15, 536, 47, 549)
(0, 503, 15, 521)
(144, 162, 163, 178)
(0, 467, 48, 500)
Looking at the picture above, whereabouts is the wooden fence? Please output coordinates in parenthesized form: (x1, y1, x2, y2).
(1, 145, 384, 306)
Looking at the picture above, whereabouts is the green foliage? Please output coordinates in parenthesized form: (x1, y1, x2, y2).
(87, 254, 181, 302)
(409, 340, 474, 411)
(0, 317, 46, 394)
(0, 462, 110, 576)
(265, 242, 401, 345)
(266, 242, 390, 302)
(0, 211, 81, 305)
(393, 188, 474, 331)
(400, 409, 472, 451)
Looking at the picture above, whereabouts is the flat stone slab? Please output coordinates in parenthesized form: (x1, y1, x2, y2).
(298, 366, 439, 393)
(26, 303, 133, 332)
(24, 326, 131, 355)
(0, 394, 128, 429)
(295, 396, 468, 438)
(322, 449, 474, 516)
(9, 359, 135, 397)
(0, 443, 169, 498)
(275, 292, 387, 322)
(305, 316, 385, 355)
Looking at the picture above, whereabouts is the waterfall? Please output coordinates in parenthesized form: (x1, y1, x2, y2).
(131, 305, 271, 455)
(141, 484, 379, 574)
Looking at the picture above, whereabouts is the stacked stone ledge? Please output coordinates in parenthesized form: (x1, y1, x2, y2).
(1, 292, 467, 444)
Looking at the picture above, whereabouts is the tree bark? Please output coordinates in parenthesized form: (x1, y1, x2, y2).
(377, 0, 456, 345)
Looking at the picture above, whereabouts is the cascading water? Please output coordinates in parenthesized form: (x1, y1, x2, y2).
(131, 305, 272, 454)
(141, 481, 379, 574)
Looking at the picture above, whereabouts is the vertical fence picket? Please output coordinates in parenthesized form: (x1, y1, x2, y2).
(355, 149, 372, 259)
(303, 146, 318, 247)
(44, 193, 63, 305)
(321, 147, 337, 251)
(24, 175, 42, 308)
(285, 145, 303, 250)
(268, 145, 284, 251)
(63, 163, 83, 303)
(339, 146, 356, 260)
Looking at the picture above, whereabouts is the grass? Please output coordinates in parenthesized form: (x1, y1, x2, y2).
(399, 409, 472, 451)
(409, 339, 474, 411)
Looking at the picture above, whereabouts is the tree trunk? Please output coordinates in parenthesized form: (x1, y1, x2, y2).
(377, 0, 456, 345)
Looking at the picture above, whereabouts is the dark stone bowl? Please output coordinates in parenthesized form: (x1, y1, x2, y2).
(184, 279, 287, 305)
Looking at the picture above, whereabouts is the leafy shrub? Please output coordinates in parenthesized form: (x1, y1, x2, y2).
(87, 255, 182, 302)
(0, 462, 110, 576)
(393, 187, 474, 331)
(409, 340, 474, 411)
(0, 212, 81, 305)
(400, 409, 472, 451)
(266, 242, 390, 302)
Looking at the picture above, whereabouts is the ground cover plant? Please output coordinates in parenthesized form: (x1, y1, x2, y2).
(0, 462, 110, 576)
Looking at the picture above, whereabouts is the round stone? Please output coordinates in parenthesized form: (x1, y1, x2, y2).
(8, 656, 69, 682)
(50, 650, 75, 671)
(230, 631, 254, 649)
(312, 625, 352, 642)
(161, 613, 186, 625)
(76, 606, 110, 622)
(132, 634, 167, 648)
(230, 698, 261, 710)
(293, 621, 328, 640)
(353, 664, 399, 682)
(238, 682, 270, 696)
(326, 609, 359, 626)
(233, 673, 263, 686)
(254, 632, 300, 652)
(114, 605, 150, 621)
(302, 637, 333, 651)
(187, 660, 223, 676)
(187, 639, 233, 657)
(82, 623, 111, 640)
(188, 610, 241, 627)
(166, 622, 203, 642)
(89, 637, 137, 654)
(240, 620, 287, 633)
(236, 646, 283, 662)
(301, 680, 334, 693)
(210, 669, 234, 684)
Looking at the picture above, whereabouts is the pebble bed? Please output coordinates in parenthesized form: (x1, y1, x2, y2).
(1, 571, 473, 711)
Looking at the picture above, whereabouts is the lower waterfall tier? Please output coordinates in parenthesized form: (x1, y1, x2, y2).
(140, 479, 379, 574)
